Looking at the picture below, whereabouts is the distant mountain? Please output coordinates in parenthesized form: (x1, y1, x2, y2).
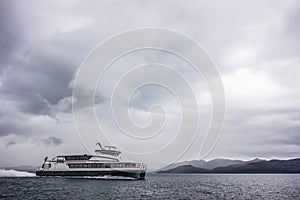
(160, 160, 206, 171)
(245, 158, 265, 164)
(201, 159, 245, 169)
(158, 165, 208, 173)
(211, 158, 300, 173)
(158, 158, 300, 174)
(159, 158, 262, 171)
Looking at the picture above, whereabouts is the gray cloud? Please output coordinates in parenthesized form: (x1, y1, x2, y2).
(0, 1, 23, 71)
(0, 0, 300, 167)
(6, 141, 16, 148)
(41, 136, 62, 146)
(0, 42, 75, 115)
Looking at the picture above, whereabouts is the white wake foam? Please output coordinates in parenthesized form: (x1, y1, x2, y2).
(67, 175, 135, 180)
(0, 169, 36, 177)
(84, 175, 135, 180)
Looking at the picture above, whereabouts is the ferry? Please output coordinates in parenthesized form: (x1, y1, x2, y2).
(36, 142, 147, 180)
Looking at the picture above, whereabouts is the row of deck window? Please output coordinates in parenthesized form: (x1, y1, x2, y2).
(65, 156, 91, 161)
(68, 163, 137, 169)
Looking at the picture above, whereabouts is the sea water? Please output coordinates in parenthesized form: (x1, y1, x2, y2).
(0, 170, 299, 199)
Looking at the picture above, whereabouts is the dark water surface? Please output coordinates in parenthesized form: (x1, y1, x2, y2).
(0, 174, 299, 199)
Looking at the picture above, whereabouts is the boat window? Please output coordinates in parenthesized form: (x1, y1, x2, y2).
(65, 155, 92, 161)
(57, 157, 65, 163)
(44, 164, 51, 169)
(98, 164, 103, 168)
(125, 163, 131, 168)
(111, 163, 119, 168)
(68, 163, 128, 168)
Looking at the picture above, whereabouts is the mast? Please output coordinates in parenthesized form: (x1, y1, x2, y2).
(96, 142, 103, 149)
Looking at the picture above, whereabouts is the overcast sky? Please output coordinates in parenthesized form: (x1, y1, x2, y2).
(0, 0, 300, 168)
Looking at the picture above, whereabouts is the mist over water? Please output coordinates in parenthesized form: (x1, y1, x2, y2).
(0, 169, 35, 177)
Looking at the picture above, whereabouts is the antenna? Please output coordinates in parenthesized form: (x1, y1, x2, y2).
(96, 142, 103, 149)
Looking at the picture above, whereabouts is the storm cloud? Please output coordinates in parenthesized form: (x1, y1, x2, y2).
(0, 0, 299, 168)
